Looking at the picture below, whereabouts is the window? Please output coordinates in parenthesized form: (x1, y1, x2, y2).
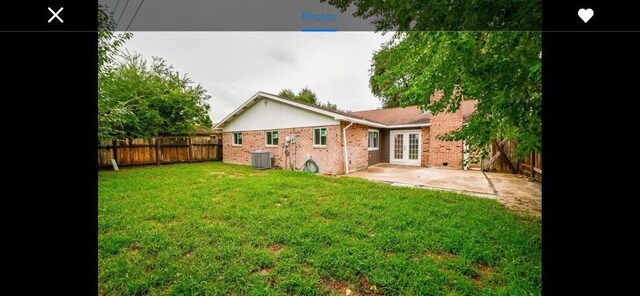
(313, 127, 327, 146)
(233, 132, 242, 145)
(368, 130, 379, 150)
(265, 130, 279, 146)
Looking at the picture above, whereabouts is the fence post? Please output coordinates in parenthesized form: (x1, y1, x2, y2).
(156, 138, 161, 166)
(112, 140, 118, 164)
(188, 137, 192, 162)
(531, 150, 536, 180)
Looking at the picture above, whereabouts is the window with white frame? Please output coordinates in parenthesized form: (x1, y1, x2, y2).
(265, 130, 279, 146)
(368, 130, 379, 150)
(233, 132, 242, 145)
(313, 127, 327, 146)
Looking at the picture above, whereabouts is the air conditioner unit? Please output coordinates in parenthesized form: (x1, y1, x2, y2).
(251, 150, 272, 169)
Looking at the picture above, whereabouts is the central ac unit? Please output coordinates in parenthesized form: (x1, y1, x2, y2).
(251, 150, 272, 169)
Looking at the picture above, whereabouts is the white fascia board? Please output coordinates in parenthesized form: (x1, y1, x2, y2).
(387, 123, 431, 128)
(334, 116, 387, 128)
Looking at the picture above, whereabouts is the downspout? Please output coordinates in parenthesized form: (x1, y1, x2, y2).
(342, 121, 354, 174)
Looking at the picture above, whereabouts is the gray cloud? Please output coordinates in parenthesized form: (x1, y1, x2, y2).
(122, 32, 393, 122)
(266, 44, 297, 66)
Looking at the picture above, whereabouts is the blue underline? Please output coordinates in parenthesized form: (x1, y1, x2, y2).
(301, 28, 338, 32)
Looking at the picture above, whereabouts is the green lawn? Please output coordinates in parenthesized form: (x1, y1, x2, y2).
(99, 162, 541, 295)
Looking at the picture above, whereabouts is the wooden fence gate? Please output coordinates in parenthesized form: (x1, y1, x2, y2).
(482, 139, 542, 182)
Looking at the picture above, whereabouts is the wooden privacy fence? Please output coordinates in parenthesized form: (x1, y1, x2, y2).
(482, 139, 542, 183)
(98, 137, 222, 168)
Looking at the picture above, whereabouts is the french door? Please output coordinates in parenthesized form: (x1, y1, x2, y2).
(390, 130, 421, 165)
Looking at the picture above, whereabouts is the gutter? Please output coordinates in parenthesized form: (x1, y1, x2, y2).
(342, 121, 354, 174)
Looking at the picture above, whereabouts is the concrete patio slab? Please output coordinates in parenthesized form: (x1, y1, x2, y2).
(348, 163, 542, 217)
(348, 163, 496, 197)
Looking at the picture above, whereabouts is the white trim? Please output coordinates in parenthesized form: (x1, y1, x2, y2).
(387, 123, 430, 128)
(232, 132, 243, 146)
(313, 127, 327, 147)
(265, 130, 279, 147)
(389, 130, 421, 166)
(368, 129, 380, 151)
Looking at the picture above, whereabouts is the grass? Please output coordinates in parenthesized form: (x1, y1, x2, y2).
(99, 162, 541, 295)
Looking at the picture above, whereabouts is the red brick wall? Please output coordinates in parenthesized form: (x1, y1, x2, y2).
(421, 126, 430, 166)
(343, 122, 369, 172)
(222, 125, 346, 175)
(427, 91, 464, 169)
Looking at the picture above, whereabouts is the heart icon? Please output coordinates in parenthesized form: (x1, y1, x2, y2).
(578, 8, 594, 23)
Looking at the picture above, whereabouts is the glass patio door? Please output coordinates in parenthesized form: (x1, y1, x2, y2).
(390, 131, 421, 165)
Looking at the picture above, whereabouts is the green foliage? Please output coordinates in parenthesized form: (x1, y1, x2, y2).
(320, 101, 338, 110)
(296, 87, 319, 105)
(324, 0, 542, 159)
(278, 87, 339, 111)
(98, 3, 212, 140)
(322, 0, 541, 31)
(99, 53, 212, 139)
(98, 4, 131, 71)
(370, 32, 541, 158)
(277, 88, 296, 100)
(99, 162, 541, 295)
(98, 4, 134, 140)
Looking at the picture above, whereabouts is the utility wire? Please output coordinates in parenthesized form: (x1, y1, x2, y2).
(116, 0, 130, 28)
(126, 0, 146, 31)
(113, 0, 122, 17)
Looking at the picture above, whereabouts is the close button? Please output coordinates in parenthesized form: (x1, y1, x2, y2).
(48, 7, 63, 24)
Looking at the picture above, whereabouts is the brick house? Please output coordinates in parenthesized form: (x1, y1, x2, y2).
(214, 91, 476, 175)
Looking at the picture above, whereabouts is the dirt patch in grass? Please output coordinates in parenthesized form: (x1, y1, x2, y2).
(471, 263, 493, 289)
(424, 250, 457, 260)
(320, 278, 352, 295)
(357, 275, 378, 295)
(384, 251, 393, 258)
(268, 244, 285, 255)
(127, 245, 141, 255)
(182, 250, 193, 258)
(225, 172, 267, 179)
(252, 267, 273, 276)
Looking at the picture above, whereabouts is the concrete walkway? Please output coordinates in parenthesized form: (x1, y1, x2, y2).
(348, 163, 541, 216)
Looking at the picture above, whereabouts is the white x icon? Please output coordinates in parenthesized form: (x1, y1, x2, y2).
(48, 7, 64, 23)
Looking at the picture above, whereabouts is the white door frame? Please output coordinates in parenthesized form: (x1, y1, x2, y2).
(390, 130, 421, 166)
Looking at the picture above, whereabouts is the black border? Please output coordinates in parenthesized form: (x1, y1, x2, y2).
(4, 31, 97, 293)
(4, 0, 639, 293)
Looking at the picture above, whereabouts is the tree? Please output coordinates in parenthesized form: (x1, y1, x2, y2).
(296, 87, 319, 105)
(323, 0, 542, 159)
(277, 89, 296, 100)
(98, 4, 134, 140)
(100, 53, 212, 139)
(321, 0, 541, 31)
(320, 101, 338, 111)
(371, 32, 541, 158)
(98, 4, 212, 140)
(277, 87, 339, 110)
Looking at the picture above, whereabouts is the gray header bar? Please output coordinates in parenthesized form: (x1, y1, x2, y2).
(100, 0, 380, 31)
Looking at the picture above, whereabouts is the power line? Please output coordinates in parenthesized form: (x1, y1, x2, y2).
(113, 0, 122, 17)
(116, 0, 130, 28)
(126, 0, 146, 31)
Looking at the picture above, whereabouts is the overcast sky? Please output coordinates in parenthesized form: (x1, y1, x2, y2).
(122, 32, 393, 123)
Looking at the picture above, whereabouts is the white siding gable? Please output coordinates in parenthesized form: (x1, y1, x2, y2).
(222, 98, 339, 132)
